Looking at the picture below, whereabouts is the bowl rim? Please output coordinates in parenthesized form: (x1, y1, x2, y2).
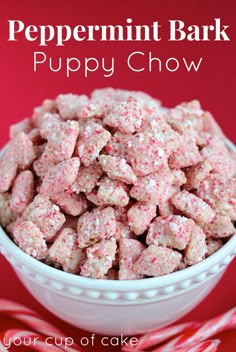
(1, 226, 236, 291)
(0, 138, 236, 291)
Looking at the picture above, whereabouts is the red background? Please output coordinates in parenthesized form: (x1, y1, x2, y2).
(0, 0, 235, 351)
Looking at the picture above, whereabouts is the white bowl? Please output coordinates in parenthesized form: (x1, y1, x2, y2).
(0, 226, 235, 336)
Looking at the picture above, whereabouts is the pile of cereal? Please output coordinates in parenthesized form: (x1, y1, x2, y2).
(0, 88, 235, 280)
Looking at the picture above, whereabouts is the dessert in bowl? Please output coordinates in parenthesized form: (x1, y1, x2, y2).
(0, 88, 235, 335)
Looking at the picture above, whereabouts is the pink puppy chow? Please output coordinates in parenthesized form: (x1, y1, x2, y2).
(0, 193, 17, 227)
(206, 238, 223, 256)
(119, 238, 145, 280)
(184, 159, 212, 191)
(146, 215, 195, 250)
(77, 122, 111, 166)
(0, 156, 17, 193)
(196, 174, 236, 220)
(80, 238, 117, 279)
(201, 136, 236, 177)
(105, 131, 132, 159)
(32, 99, 56, 128)
(13, 221, 48, 260)
(10, 171, 35, 214)
(130, 169, 173, 205)
(50, 191, 88, 216)
(48, 228, 86, 273)
(23, 195, 66, 241)
(127, 201, 156, 235)
(201, 215, 235, 239)
(12, 132, 36, 170)
(10, 118, 33, 139)
(33, 149, 56, 179)
(133, 245, 182, 277)
(165, 100, 204, 134)
(125, 132, 167, 176)
(40, 158, 80, 195)
(172, 190, 215, 225)
(104, 97, 147, 133)
(56, 93, 89, 120)
(99, 155, 137, 184)
(77, 207, 116, 248)
(184, 225, 207, 265)
(45, 120, 79, 163)
(71, 161, 103, 194)
(202, 111, 226, 140)
(169, 135, 202, 169)
(97, 177, 130, 207)
(76, 97, 112, 119)
(40, 113, 62, 139)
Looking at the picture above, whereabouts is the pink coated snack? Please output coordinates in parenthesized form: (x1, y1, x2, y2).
(13, 220, 48, 260)
(147, 215, 195, 250)
(119, 238, 145, 280)
(133, 245, 182, 277)
(48, 228, 86, 273)
(0, 88, 235, 280)
(10, 170, 35, 214)
(171, 190, 215, 225)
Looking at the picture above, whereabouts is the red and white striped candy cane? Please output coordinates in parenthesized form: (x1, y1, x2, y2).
(173, 339, 220, 352)
(153, 307, 236, 352)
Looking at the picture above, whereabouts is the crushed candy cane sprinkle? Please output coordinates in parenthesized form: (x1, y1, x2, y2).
(0, 88, 235, 280)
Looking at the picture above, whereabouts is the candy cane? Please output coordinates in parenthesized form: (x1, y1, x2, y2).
(174, 339, 220, 352)
(153, 307, 236, 352)
(121, 322, 198, 352)
(0, 300, 83, 352)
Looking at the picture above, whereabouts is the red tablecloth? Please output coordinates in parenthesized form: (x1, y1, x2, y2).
(0, 0, 235, 350)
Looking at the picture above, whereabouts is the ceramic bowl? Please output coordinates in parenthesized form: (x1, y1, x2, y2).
(0, 226, 235, 336)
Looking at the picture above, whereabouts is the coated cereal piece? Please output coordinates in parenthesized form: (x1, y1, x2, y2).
(13, 220, 48, 260)
(158, 185, 180, 216)
(0, 157, 17, 193)
(184, 159, 212, 191)
(201, 215, 235, 239)
(201, 136, 236, 177)
(48, 228, 86, 273)
(0, 193, 18, 227)
(23, 195, 66, 241)
(12, 132, 36, 170)
(171, 190, 215, 225)
(114, 221, 134, 241)
(119, 238, 145, 280)
(146, 215, 195, 250)
(104, 97, 147, 133)
(80, 238, 117, 279)
(76, 97, 111, 119)
(85, 189, 108, 207)
(206, 238, 223, 256)
(125, 132, 167, 176)
(32, 99, 56, 127)
(56, 93, 89, 119)
(46, 120, 79, 163)
(33, 149, 56, 179)
(10, 171, 35, 214)
(97, 177, 130, 207)
(27, 128, 44, 145)
(133, 245, 182, 277)
(184, 225, 207, 265)
(130, 169, 173, 205)
(169, 135, 202, 169)
(105, 131, 132, 159)
(98, 155, 137, 184)
(196, 174, 236, 220)
(127, 201, 156, 235)
(77, 207, 116, 248)
(165, 100, 204, 134)
(71, 161, 103, 194)
(40, 158, 80, 195)
(50, 191, 88, 216)
(10, 118, 33, 139)
(172, 170, 187, 186)
(202, 111, 225, 140)
(40, 113, 62, 139)
(77, 122, 111, 166)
